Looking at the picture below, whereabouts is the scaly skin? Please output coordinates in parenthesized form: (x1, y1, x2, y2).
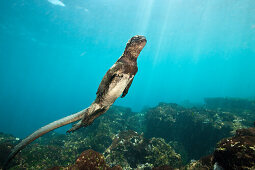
(4, 35, 147, 169)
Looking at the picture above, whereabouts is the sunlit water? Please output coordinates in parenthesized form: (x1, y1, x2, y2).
(0, 0, 254, 137)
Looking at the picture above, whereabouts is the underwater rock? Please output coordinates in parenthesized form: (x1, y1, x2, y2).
(0, 133, 21, 169)
(9, 143, 68, 169)
(0, 132, 69, 170)
(1, 106, 144, 169)
(49, 149, 122, 170)
(104, 130, 149, 169)
(181, 155, 214, 170)
(94, 105, 145, 134)
(63, 149, 106, 169)
(104, 130, 182, 169)
(152, 166, 175, 170)
(0, 132, 20, 144)
(144, 103, 233, 161)
(204, 97, 255, 112)
(181, 127, 255, 170)
(2, 101, 254, 169)
(0, 143, 13, 167)
(72, 105, 144, 153)
(1, 131, 102, 169)
(204, 98, 255, 127)
(146, 138, 182, 168)
(213, 127, 255, 170)
(235, 127, 255, 137)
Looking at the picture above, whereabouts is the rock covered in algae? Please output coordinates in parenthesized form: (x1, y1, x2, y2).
(7, 142, 70, 169)
(204, 97, 255, 113)
(104, 130, 182, 169)
(49, 149, 122, 170)
(152, 165, 175, 170)
(0, 106, 144, 169)
(73, 149, 108, 169)
(0, 132, 21, 168)
(68, 105, 144, 153)
(213, 127, 255, 170)
(1, 99, 255, 169)
(181, 155, 214, 170)
(144, 102, 253, 161)
(180, 127, 255, 170)
(204, 97, 255, 128)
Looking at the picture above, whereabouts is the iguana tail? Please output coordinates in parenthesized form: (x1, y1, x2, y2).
(4, 109, 86, 169)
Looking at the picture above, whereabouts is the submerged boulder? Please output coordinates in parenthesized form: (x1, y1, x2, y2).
(181, 155, 214, 170)
(213, 127, 255, 170)
(2, 100, 254, 169)
(180, 127, 255, 170)
(204, 97, 255, 113)
(204, 97, 255, 127)
(104, 130, 182, 169)
(70, 105, 144, 153)
(144, 102, 251, 161)
(50, 149, 122, 170)
(0, 133, 22, 169)
(0, 106, 144, 169)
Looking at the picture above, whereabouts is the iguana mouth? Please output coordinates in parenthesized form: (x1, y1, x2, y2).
(123, 35, 147, 59)
(129, 35, 147, 44)
(125, 35, 147, 53)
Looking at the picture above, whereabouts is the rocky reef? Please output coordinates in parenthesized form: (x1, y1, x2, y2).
(0, 106, 143, 169)
(104, 130, 181, 169)
(183, 126, 255, 170)
(205, 97, 255, 127)
(205, 97, 255, 113)
(0, 133, 20, 168)
(49, 149, 122, 170)
(213, 127, 255, 169)
(182, 155, 214, 170)
(0, 97, 254, 169)
(145, 103, 229, 161)
(145, 99, 255, 162)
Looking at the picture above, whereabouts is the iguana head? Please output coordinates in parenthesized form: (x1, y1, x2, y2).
(124, 35, 147, 59)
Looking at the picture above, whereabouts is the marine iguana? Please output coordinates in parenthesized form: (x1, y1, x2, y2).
(4, 35, 147, 168)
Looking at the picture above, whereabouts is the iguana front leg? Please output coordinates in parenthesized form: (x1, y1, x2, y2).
(121, 77, 134, 98)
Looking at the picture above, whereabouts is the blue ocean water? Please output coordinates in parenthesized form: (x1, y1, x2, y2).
(0, 0, 254, 138)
